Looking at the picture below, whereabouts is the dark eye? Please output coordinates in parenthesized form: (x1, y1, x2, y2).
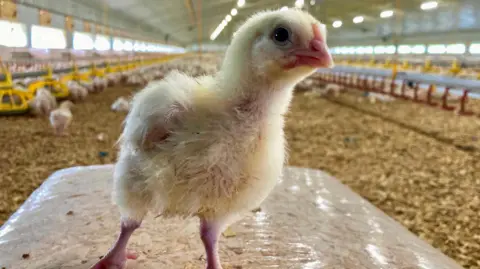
(272, 27, 291, 46)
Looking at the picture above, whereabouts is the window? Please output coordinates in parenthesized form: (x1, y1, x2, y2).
(397, 45, 411, 54)
(0, 20, 27, 47)
(134, 41, 147, 52)
(470, 43, 480, 54)
(374, 46, 387, 54)
(355, 46, 373, 54)
(31, 25, 66, 49)
(113, 38, 124, 51)
(123, 40, 133, 51)
(94, 34, 111, 51)
(345, 47, 355, 54)
(427, 44, 447, 54)
(384, 45, 396, 54)
(73, 32, 94, 50)
(446, 44, 466, 54)
(411, 45, 426, 54)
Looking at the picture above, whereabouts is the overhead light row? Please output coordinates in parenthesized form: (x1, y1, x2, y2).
(210, 0, 244, 40)
(331, 1, 438, 28)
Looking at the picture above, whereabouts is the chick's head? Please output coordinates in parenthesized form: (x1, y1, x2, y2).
(229, 8, 334, 85)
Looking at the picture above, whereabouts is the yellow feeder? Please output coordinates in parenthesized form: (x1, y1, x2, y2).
(449, 59, 461, 75)
(0, 68, 34, 115)
(368, 57, 376, 67)
(422, 58, 433, 73)
(32, 65, 70, 99)
(401, 60, 410, 70)
(383, 58, 392, 68)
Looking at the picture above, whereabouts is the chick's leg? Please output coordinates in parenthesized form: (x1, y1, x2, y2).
(200, 218, 223, 269)
(90, 219, 141, 269)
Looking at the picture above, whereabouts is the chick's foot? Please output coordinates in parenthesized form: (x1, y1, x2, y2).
(90, 250, 138, 269)
(90, 219, 141, 269)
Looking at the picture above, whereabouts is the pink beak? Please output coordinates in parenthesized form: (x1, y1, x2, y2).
(291, 24, 334, 68)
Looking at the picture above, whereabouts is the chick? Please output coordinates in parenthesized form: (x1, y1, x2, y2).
(67, 80, 88, 102)
(111, 97, 131, 112)
(49, 100, 74, 136)
(28, 88, 57, 116)
(90, 8, 333, 269)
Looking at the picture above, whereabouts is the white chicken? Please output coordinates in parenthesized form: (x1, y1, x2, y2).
(49, 100, 74, 136)
(28, 88, 57, 116)
(93, 76, 108, 93)
(67, 80, 88, 102)
(90, 9, 333, 269)
(111, 97, 130, 112)
(325, 83, 343, 97)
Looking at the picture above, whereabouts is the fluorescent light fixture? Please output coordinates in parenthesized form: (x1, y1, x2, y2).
(237, 0, 245, 7)
(231, 8, 238, 16)
(332, 20, 342, 28)
(310, 0, 315, 5)
(353, 16, 364, 24)
(421, 1, 438, 10)
(380, 10, 394, 18)
(281, 6, 288, 11)
(226, 15, 232, 22)
(295, 0, 304, 8)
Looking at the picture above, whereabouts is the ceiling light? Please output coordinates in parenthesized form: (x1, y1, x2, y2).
(310, 0, 315, 5)
(231, 8, 238, 16)
(237, 0, 245, 7)
(295, 0, 304, 8)
(353, 16, 364, 24)
(332, 20, 342, 28)
(421, 1, 438, 10)
(380, 10, 394, 18)
(280, 6, 288, 11)
(226, 15, 232, 22)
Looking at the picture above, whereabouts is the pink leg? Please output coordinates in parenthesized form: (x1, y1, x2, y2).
(90, 219, 141, 269)
(200, 219, 223, 269)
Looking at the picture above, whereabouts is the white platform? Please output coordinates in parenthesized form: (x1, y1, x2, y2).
(0, 165, 462, 269)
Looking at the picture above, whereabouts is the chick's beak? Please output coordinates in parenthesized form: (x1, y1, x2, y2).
(291, 23, 334, 69)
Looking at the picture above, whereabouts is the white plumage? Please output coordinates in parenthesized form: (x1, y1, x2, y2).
(49, 100, 74, 136)
(91, 8, 333, 269)
(28, 88, 57, 116)
(111, 97, 130, 112)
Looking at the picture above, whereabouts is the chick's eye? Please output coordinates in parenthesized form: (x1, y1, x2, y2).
(272, 27, 291, 46)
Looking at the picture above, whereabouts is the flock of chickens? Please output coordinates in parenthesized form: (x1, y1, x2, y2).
(16, 55, 222, 136)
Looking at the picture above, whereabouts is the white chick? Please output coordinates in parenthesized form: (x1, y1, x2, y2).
(325, 83, 343, 97)
(90, 8, 333, 269)
(67, 80, 88, 102)
(49, 100, 74, 136)
(93, 77, 108, 93)
(111, 97, 130, 112)
(28, 88, 57, 116)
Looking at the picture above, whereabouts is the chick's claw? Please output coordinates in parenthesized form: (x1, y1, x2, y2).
(90, 250, 138, 269)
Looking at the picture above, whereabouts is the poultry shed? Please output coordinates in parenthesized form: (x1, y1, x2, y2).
(1, 0, 480, 269)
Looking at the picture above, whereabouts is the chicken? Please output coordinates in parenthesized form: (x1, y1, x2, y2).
(111, 97, 130, 112)
(67, 80, 88, 102)
(28, 88, 57, 116)
(325, 83, 343, 97)
(78, 80, 95, 93)
(49, 100, 74, 136)
(93, 76, 108, 93)
(90, 8, 333, 269)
